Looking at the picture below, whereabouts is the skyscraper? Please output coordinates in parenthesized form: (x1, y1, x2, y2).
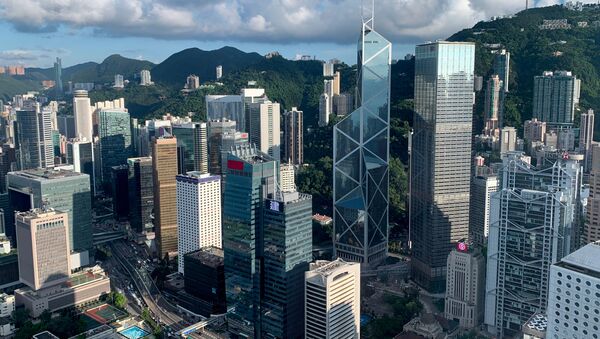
(172, 122, 208, 174)
(16, 107, 54, 170)
(206, 95, 244, 129)
(333, 10, 391, 267)
(183, 247, 227, 316)
(140, 69, 152, 86)
(54, 57, 63, 96)
(410, 41, 475, 292)
(579, 109, 594, 171)
(280, 162, 295, 192)
(176, 172, 221, 274)
(262, 191, 312, 339)
(16, 209, 70, 290)
(114, 74, 124, 88)
(66, 139, 95, 192)
(492, 49, 510, 93)
(222, 144, 277, 338)
(485, 153, 581, 337)
(73, 90, 93, 141)
(248, 99, 281, 161)
(207, 119, 237, 175)
(483, 75, 502, 134)
(469, 172, 498, 248)
(283, 107, 303, 165)
(127, 157, 154, 234)
(152, 137, 178, 258)
(7, 169, 92, 254)
(97, 108, 132, 187)
(584, 143, 600, 243)
(111, 165, 129, 220)
(533, 71, 581, 126)
(546, 241, 600, 339)
(500, 126, 517, 155)
(523, 118, 546, 144)
(305, 259, 361, 339)
(318, 93, 331, 127)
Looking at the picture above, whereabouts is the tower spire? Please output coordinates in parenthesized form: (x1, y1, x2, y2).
(361, 0, 375, 30)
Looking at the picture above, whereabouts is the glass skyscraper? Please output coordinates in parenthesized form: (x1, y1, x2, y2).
(16, 107, 54, 170)
(222, 144, 277, 338)
(333, 13, 391, 267)
(98, 108, 132, 188)
(172, 122, 209, 174)
(410, 42, 475, 292)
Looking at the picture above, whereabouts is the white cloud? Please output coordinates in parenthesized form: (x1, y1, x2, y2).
(0, 0, 593, 45)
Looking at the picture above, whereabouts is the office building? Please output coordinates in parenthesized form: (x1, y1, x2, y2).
(152, 137, 178, 258)
(73, 90, 93, 141)
(183, 247, 226, 316)
(140, 69, 152, 86)
(206, 95, 244, 129)
(114, 74, 124, 88)
(97, 108, 132, 187)
(223, 144, 277, 338)
(533, 71, 581, 126)
(57, 115, 76, 139)
(333, 14, 391, 268)
(524, 118, 546, 144)
(469, 172, 498, 248)
(584, 144, 600, 243)
(444, 242, 485, 329)
(176, 172, 221, 274)
(319, 93, 331, 127)
(485, 153, 581, 337)
(557, 127, 576, 151)
(333, 93, 354, 116)
(492, 49, 510, 93)
(283, 107, 303, 165)
(262, 191, 313, 339)
(111, 165, 129, 220)
(7, 169, 92, 254)
(207, 119, 237, 175)
(54, 57, 63, 96)
(579, 109, 594, 171)
(305, 259, 361, 339)
(248, 99, 281, 161)
(216, 65, 223, 80)
(410, 41, 475, 292)
(66, 139, 95, 191)
(546, 241, 600, 339)
(280, 162, 295, 192)
(220, 131, 249, 176)
(242, 88, 268, 132)
(16, 209, 70, 290)
(333, 71, 341, 96)
(500, 126, 517, 155)
(16, 107, 54, 169)
(186, 74, 200, 90)
(127, 157, 154, 233)
(483, 75, 503, 131)
(172, 122, 208, 174)
(0, 293, 15, 337)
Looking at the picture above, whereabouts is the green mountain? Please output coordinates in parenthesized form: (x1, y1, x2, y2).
(150, 46, 263, 86)
(0, 75, 41, 101)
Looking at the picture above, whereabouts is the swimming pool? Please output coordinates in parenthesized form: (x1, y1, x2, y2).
(119, 325, 150, 339)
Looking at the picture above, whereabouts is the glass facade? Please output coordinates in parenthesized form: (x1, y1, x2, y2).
(127, 157, 154, 233)
(172, 123, 208, 174)
(333, 21, 391, 267)
(262, 192, 312, 339)
(222, 145, 277, 338)
(16, 108, 54, 170)
(98, 109, 132, 188)
(410, 42, 475, 293)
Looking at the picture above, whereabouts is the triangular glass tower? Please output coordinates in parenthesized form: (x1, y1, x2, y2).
(333, 4, 391, 267)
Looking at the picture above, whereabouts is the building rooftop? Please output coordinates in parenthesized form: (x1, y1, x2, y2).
(229, 143, 273, 164)
(558, 241, 600, 273)
(185, 247, 224, 268)
(312, 214, 333, 225)
(33, 331, 60, 339)
(522, 313, 548, 336)
(310, 259, 357, 277)
(9, 168, 86, 181)
(176, 172, 220, 184)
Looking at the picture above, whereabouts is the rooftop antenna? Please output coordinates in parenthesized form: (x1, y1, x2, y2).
(361, 0, 375, 31)
(526, 0, 529, 10)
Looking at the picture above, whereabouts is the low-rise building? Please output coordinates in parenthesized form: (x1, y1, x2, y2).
(0, 293, 15, 336)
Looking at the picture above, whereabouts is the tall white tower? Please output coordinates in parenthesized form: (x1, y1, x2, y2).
(73, 90, 93, 141)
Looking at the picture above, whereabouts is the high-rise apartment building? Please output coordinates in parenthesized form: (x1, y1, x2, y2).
(216, 65, 223, 80)
(579, 109, 594, 171)
(410, 41, 475, 292)
(54, 57, 63, 96)
(485, 153, 581, 337)
(73, 90, 93, 141)
(7, 169, 92, 254)
(186, 75, 200, 90)
(283, 107, 303, 165)
(97, 108, 132, 187)
(305, 259, 361, 339)
(333, 71, 341, 96)
(524, 118, 547, 144)
(500, 126, 517, 155)
(152, 137, 179, 258)
(333, 93, 354, 116)
(584, 144, 600, 243)
(333, 13, 391, 267)
(484, 75, 503, 127)
(546, 241, 600, 339)
(262, 191, 313, 339)
(140, 69, 152, 86)
(280, 162, 295, 192)
(445, 243, 485, 329)
(114, 74, 124, 88)
(223, 144, 277, 338)
(318, 93, 331, 127)
(248, 99, 281, 161)
(469, 172, 498, 248)
(492, 49, 510, 93)
(176, 172, 221, 274)
(206, 95, 245, 130)
(16, 107, 54, 169)
(207, 119, 237, 175)
(533, 71, 581, 126)
(127, 157, 154, 233)
(172, 122, 208, 174)
(16, 209, 70, 290)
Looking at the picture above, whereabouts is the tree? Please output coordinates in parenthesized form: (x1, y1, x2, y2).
(389, 157, 408, 221)
(11, 308, 30, 328)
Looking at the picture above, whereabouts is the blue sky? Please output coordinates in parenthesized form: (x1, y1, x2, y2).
(0, 0, 580, 68)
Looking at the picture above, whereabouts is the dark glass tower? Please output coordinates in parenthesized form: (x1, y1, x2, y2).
(127, 157, 154, 233)
(333, 12, 391, 267)
(98, 108, 132, 189)
(410, 42, 475, 293)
